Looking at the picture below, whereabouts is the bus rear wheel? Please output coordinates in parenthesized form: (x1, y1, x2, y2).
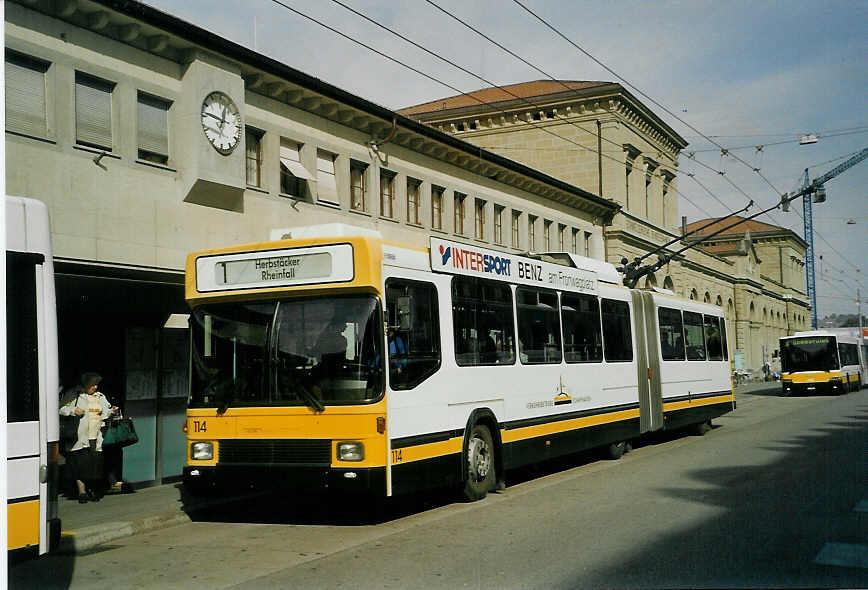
(462, 424, 495, 502)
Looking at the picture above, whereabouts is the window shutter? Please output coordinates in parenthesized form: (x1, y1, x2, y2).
(75, 73, 114, 150)
(137, 93, 169, 158)
(279, 141, 313, 179)
(316, 150, 338, 205)
(5, 55, 48, 137)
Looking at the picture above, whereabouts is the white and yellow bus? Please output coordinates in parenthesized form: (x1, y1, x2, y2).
(5, 196, 61, 557)
(183, 226, 733, 501)
(780, 330, 866, 395)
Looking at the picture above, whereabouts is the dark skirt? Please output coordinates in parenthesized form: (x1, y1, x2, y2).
(66, 442, 104, 481)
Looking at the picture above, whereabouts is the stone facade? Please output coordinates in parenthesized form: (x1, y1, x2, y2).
(400, 81, 811, 372)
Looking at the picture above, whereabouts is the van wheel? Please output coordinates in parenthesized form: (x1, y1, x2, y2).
(605, 441, 626, 460)
(462, 424, 495, 502)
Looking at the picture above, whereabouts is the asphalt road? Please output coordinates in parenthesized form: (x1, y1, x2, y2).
(12, 388, 868, 589)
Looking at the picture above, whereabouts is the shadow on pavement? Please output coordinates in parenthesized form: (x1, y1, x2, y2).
(569, 396, 868, 589)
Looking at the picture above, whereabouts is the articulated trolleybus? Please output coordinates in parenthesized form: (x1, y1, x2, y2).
(183, 225, 733, 501)
(5, 195, 61, 557)
(780, 330, 867, 395)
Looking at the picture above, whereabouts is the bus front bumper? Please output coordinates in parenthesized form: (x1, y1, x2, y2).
(183, 464, 386, 495)
(782, 378, 844, 395)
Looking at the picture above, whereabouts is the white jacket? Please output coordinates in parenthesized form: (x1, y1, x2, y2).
(59, 391, 112, 451)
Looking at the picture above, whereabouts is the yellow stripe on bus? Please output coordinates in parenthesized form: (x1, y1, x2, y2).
(7, 500, 39, 550)
(662, 393, 735, 412)
(501, 408, 641, 443)
(394, 436, 464, 465)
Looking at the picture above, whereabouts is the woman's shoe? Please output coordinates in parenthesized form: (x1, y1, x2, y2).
(78, 493, 88, 504)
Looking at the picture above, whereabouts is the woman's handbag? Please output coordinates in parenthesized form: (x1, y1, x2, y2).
(60, 414, 81, 445)
(102, 414, 139, 448)
(59, 394, 82, 446)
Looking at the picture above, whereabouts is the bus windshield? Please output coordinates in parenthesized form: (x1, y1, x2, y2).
(189, 295, 383, 409)
(781, 336, 839, 373)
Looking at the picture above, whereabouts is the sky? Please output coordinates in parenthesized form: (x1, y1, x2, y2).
(145, 0, 868, 319)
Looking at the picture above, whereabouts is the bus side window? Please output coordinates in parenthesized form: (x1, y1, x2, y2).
(451, 276, 515, 367)
(720, 317, 729, 360)
(658, 306, 685, 361)
(385, 278, 441, 390)
(683, 311, 706, 361)
(601, 299, 633, 362)
(704, 314, 723, 361)
(7, 252, 40, 423)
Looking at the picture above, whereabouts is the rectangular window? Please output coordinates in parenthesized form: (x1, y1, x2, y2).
(380, 169, 395, 218)
(316, 149, 338, 205)
(704, 315, 723, 361)
(494, 205, 504, 244)
(407, 178, 421, 224)
(645, 172, 651, 217)
(5, 52, 48, 138)
(571, 229, 578, 254)
(137, 92, 170, 164)
(475, 199, 486, 240)
(75, 71, 114, 150)
(683, 311, 706, 361)
(280, 139, 312, 199)
(350, 160, 368, 211)
(431, 185, 444, 230)
(625, 159, 632, 210)
(662, 182, 670, 227)
(517, 287, 562, 364)
(511, 211, 521, 248)
(543, 220, 552, 250)
(454, 192, 466, 235)
(385, 279, 441, 390)
(452, 276, 515, 366)
(584, 232, 592, 257)
(6, 252, 39, 422)
(658, 307, 685, 361)
(528, 215, 537, 250)
(720, 317, 729, 360)
(245, 127, 263, 187)
(558, 224, 566, 251)
(602, 298, 633, 362)
(562, 293, 602, 363)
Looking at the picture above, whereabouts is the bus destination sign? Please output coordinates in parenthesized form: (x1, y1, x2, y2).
(429, 237, 597, 295)
(196, 244, 354, 292)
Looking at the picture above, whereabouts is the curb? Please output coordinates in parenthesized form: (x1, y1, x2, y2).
(58, 509, 192, 554)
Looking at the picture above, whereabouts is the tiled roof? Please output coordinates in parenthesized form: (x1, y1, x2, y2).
(685, 216, 788, 237)
(398, 80, 611, 116)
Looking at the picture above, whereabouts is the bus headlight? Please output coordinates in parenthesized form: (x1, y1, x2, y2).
(337, 442, 364, 462)
(191, 442, 214, 461)
(830, 378, 842, 388)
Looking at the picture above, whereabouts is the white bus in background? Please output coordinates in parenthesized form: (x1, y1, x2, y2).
(780, 329, 866, 395)
(5, 196, 61, 557)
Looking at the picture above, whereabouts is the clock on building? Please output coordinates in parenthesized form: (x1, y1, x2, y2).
(200, 91, 241, 155)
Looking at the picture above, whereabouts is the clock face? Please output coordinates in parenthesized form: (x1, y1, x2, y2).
(200, 91, 241, 155)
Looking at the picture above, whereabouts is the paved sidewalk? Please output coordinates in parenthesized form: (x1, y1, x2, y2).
(56, 380, 783, 554)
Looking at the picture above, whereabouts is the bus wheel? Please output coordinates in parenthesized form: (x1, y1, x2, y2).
(605, 441, 627, 460)
(692, 420, 712, 436)
(462, 424, 495, 502)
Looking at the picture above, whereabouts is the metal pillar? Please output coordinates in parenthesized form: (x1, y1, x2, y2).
(802, 169, 818, 329)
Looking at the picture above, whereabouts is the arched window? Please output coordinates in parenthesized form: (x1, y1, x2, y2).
(663, 276, 674, 291)
(703, 292, 711, 303)
(690, 288, 697, 300)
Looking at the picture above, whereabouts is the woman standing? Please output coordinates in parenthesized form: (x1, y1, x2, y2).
(59, 372, 116, 503)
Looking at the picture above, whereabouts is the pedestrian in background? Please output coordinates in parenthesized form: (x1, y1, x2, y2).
(59, 372, 116, 503)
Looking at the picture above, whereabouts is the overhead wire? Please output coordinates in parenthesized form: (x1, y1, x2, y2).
(273, 0, 720, 219)
(509, 0, 864, 274)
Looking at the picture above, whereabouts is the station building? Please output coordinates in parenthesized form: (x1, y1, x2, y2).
(399, 82, 811, 372)
(4, 0, 618, 485)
